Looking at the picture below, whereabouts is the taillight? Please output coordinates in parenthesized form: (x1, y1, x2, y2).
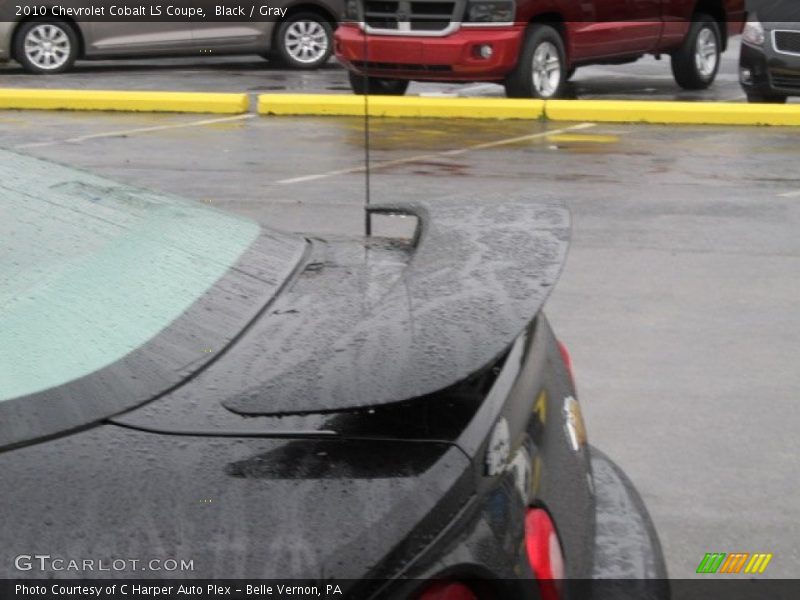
(416, 581, 478, 600)
(525, 508, 565, 600)
(557, 340, 574, 386)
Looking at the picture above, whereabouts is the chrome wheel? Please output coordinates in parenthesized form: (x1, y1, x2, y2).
(694, 27, 718, 79)
(283, 20, 329, 65)
(531, 41, 561, 98)
(24, 23, 72, 71)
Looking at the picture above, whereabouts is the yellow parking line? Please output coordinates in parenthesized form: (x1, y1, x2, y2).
(0, 89, 249, 114)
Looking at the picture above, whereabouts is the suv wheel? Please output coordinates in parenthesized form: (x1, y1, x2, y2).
(274, 13, 333, 69)
(671, 14, 721, 90)
(348, 72, 410, 95)
(505, 24, 567, 99)
(14, 20, 78, 74)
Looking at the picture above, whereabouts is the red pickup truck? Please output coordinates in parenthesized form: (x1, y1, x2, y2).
(335, 0, 745, 98)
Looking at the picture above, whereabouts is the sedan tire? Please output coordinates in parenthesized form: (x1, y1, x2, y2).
(14, 19, 78, 74)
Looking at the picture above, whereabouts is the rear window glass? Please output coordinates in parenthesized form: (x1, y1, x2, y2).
(0, 150, 260, 402)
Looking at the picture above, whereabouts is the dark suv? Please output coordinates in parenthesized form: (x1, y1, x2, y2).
(740, 3, 800, 103)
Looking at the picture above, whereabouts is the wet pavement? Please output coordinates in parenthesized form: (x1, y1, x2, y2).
(2, 37, 792, 103)
(2, 106, 800, 578)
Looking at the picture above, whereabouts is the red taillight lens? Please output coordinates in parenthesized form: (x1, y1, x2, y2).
(557, 340, 574, 386)
(416, 581, 478, 600)
(525, 508, 565, 600)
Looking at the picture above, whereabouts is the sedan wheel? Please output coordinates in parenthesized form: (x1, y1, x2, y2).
(275, 14, 333, 70)
(15, 21, 78, 74)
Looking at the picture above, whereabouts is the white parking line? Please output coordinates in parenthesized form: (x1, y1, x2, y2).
(777, 189, 800, 198)
(278, 122, 596, 184)
(15, 114, 254, 149)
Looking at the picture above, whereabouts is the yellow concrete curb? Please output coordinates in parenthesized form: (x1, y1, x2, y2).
(257, 94, 545, 120)
(258, 94, 800, 125)
(0, 89, 249, 114)
(2, 88, 798, 125)
(545, 99, 800, 126)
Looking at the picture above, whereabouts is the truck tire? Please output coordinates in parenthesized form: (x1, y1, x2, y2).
(504, 24, 567, 99)
(274, 13, 333, 69)
(348, 72, 409, 95)
(671, 14, 721, 90)
(14, 19, 79, 74)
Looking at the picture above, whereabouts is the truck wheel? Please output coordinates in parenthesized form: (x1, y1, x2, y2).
(348, 72, 410, 95)
(275, 13, 333, 69)
(14, 19, 78, 74)
(746, 93, 788, 104)
(671, 14, 721, 90)
(504, 24, 567, 99)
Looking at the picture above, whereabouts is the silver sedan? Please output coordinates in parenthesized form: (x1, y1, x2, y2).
(0, 0, 343, 73)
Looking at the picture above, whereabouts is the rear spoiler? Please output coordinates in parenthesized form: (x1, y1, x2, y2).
(225, 198, 570, 415)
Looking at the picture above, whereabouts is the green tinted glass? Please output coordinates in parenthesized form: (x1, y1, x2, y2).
(0, 150, 260, 402)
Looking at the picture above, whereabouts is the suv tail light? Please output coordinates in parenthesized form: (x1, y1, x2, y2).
(525, 508, 565, 600)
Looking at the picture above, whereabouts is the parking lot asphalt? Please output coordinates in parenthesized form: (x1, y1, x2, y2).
(3, 38, 789, 103)
(3, 108, 798, 578)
